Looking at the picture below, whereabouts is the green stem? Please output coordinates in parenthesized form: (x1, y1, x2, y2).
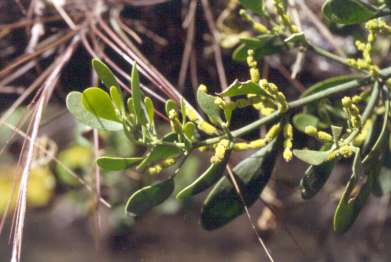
(199, 67, 391, 145)
(307, 42, 348, 64)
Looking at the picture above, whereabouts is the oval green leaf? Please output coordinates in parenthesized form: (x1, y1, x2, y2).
(131, 63, 147, 125)
(66, 91, 123, 131)
(197, 86, 222, 125)
(176, 147, 232, 199)
(239, 0, 265, 16)
(301, 160, 336, 199)
(201, 137, 280, 230)
(125, 178, 175, 216)
(293, 149, 331, 166)
(220, 80, 267, 97)
(137, 144, 183, 170)
(92, 58, 119, 89)
(292, 113, 319, 133)
(322, 0, 377, 25)
(82, 87, 120, 122)
(97, 156, 143, 171)
(232, 35, 285, 62)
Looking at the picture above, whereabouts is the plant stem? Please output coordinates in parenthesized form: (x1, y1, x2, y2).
(307, 42, 349, 66)
(199, 66, 391, 145)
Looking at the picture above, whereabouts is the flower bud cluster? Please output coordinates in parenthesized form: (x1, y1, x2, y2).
(347, 19, 391, 77)
(304, 125, 333, 143)
(342, 96, 361, 129)
(232, 123, 281, 151)
(259, 79, 288, 113)
(148, 158, 176, 175)
(272, 0, 298, 34)
(283, 123, 293, 161)
(247, 49, 260, 83)
(239, 9, 270, 34)
(211, 139, 231, 164)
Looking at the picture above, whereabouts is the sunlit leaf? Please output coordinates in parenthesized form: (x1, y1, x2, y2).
(197, 86, 222, 125)
(183, 122, 196, 140)
(165, 99, 177, 116)
(144, 97, 155, 127)
(125, 178, 175, 216)
(66, 91, 123, 131)
(293, 149, 331, 166)
(110, 86, 125, 113)
(131, 63, 147, 125)
(92, 58, 119, 89)
(82, 87, 120, 122)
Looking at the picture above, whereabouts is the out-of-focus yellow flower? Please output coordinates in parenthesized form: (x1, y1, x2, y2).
(0, 165, 55, 215)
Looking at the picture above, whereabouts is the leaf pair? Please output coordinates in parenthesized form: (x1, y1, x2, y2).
(66, 59, 127, 131)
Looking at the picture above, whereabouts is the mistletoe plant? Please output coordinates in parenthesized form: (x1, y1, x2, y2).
(67, 0, 391, 234)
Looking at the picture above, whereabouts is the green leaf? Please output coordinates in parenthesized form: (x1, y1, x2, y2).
(293, 149, 331, 166)
(333, 146, 380, 234)
(96, 156, 143, 171)
(220, 80, 267, 97)
(131, 64, 147, 125)
(233, 35, 285, 62)
(201, 137, 280, 230)
(373, 164, 391, 196)
(365, 102, 390, 196)
(176, 147, 232, 199)
(301, 160, 336, 199)
(183, 122, 196, 140)
(197, 86, 222, 125)
(300, 144, 336, 199)
(165, 99, 177, 116)
(81, 87, 120, 122)
(239, 0, 264, 16)
(333, 173, 373, 234)
(66, 91, 123, 131)
(137, 144, 183, 170)
(110, 86, 125, 113)
(331, 125, 343, 142)
(92, 58, 119, 89)
(322, 0, 377, 25)
(292, 113, 319, 133)
(144, 97, 155, 127)
(302, 75, 361, 98)
(125, 178, 175, 216)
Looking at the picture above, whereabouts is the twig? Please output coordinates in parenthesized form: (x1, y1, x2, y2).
(226, 165, 275, 262)
(177, 0, 197, 91)
(201, 0, 228, 90)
